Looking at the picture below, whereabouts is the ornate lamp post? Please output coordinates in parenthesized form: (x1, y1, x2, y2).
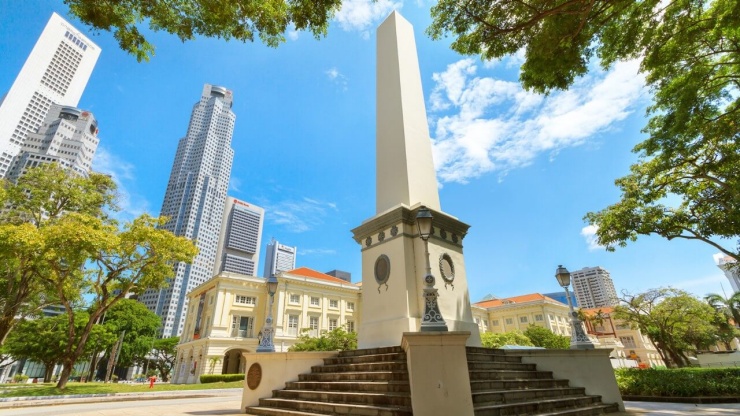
(416, 206, 448, 332)
(555, 265, 595, 349)
(257, 274, 279, 352)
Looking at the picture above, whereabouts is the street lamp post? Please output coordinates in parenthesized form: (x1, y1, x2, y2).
(555, 265, 595, 349)
(257, 274, 279, 352)
(416, 206, 448, 332)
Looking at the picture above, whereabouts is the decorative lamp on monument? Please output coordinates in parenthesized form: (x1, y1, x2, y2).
(257, 274, 279, 352)
(555, 265, 595, 349)
(416, 206, 448, 331)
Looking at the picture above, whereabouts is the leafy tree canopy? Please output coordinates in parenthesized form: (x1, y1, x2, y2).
(101, 299, 161, 368)
(64, 0, 343, 61)
(480, 331, 534, 349)
(430, 0, 739, 258)
(151, 336, 180, 381)
(289, 327, 358, 352)
(523, 325, 569, 349)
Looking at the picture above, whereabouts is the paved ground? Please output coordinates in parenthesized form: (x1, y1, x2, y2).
(1, 390, 739, 415)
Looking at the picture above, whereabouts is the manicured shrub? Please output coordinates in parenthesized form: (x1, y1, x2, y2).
(615, 368, 740, 397)
(13, 374, 29, 383)
(200, 374, 245, 383)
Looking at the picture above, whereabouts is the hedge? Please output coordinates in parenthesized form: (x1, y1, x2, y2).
(200, 374, 245, 383)
(615, 368, 740, 397)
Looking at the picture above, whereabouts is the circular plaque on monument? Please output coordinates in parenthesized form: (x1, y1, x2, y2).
(439, 253, 455, 284)
(374, 254, 391, 286)
(246, 363, 262, 390)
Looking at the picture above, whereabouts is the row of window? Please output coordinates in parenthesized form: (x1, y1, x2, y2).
(287, 293, 354, 311)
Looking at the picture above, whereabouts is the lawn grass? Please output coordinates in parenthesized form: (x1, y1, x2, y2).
(0, 380, 243, 398)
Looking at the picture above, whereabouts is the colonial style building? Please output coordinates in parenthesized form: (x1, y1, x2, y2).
(173, 267, 360, 384)
(471, 294, 575, 336)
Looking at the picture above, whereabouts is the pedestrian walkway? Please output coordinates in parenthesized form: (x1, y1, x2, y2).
(620, 401, 740, 415)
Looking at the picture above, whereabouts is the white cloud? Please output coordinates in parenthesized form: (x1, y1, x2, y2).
(326, 67, 348, 91)
(335, 0, 402, 37)
(429, 59, 647, 184)
(287, 30, 299, 41)
(229, 177, 242, 193)
(580, 225, 604, 251)
(92, 146, 150, 220)
(300, 248, 338, 256)
(265, 197, 338, 233)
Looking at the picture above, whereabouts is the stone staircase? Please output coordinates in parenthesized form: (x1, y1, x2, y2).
(245, 346, 620, 416)
(245, 346, 412, 416)
(467, 347, 620, 416)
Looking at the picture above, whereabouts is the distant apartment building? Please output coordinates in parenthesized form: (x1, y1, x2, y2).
(139, 84, 236, 337)
(325, 270, 352, 283)
(6, 104, 99, 180)
(213, 197, 264, 276)
(0, 13, 100, 178)
(569, 266, 619, 308)
(714, 254, 739, 294)
(262, 239, 297, 277)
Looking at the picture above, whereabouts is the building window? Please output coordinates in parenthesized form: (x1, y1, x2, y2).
(309, 316, 319, 336)
(346, 320, 355, 332)
(620, 336, 637, 349)
(287, 315, 299, 336)
(231, 315, 254, 338)
(289, 294, 300, 304)
(492, 320, 499, 326)
(329, 299, 339, 309)
(234, 295, 256, 305)
(329, 318, 338, 331)
(519, 316, 528, 324)
(347, 302, 355, 311)
(505, 318, 513, 325)
(310, 297, 320, 307)
(535, 314, 543, 321)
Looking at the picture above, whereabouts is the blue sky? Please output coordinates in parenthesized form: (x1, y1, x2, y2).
(0, 0, 732, 301)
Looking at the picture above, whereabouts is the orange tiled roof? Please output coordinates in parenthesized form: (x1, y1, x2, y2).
(580, 307, 615, 316)
(474, 293, 558, 308)
(283, 267, 356, 285)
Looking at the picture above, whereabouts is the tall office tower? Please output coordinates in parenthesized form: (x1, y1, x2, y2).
(325, 270, 352, 283)
(715, 254, 740, 293)
(6, 104, 99, 180)
(213, 197, 264, 276)
(570, 266, 619, 308)
(262, 238, 297, 277)
(0, 12, 100, 178)
(140, 84, 235, 337)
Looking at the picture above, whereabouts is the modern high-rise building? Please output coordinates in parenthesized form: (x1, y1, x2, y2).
(569, 266, 619, 308)
(0, 12, 100, 178)
(6, 104, 100, 180)
(213, 197, 264, 276)
(140, 84, 235, 337)
(262, 239, 297, 277)
(325, 270, 352, 283)
(714, 254, 740, 294)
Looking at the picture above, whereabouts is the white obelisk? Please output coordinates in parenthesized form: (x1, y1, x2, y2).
(353, 11, 481, 348)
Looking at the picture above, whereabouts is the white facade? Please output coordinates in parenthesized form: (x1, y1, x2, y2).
(262, 238, 297, 277)
(213, 197, 264, 276)
(714, 254, 739, 293)
(6, 104, 100, 180)
(0, 12, 100, 178)
(570, 266, 619, 308)
(140, 84, 235, 337)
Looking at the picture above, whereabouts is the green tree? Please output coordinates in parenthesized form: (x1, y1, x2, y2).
(705, 292, 740, 328)
(523, 325, 569, 349)
(429, 1, 739, 259)
(101, 299, 161, 368)
(289, 327, 358, 352)
(0, 165, 116, 346)
(614, 288, 719, 367)
(480, 331, 533, 349)
(63, 0, 343, 61)
(150, 336, 180, 382)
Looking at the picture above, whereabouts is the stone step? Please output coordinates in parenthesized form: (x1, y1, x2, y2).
(338, 346, 405, 357)
(256, 397, 413, 416)
(274, 389, 412, 407)
(535, 403, 621, 416)
(299, 371, 409, 382)
(285, 380, 411, 393)
(469, 369, 553, 380)
(467, 361, 537, 371)
(324, 352, 407, 365)
(467, 352, 524, 363)
(312, 361, 407, 373)
(245, 407, 328, 416)
(470, 378, 571, 392)
(473, 387, 586, 405)
(467, 347, 510, 355)
(474, 395, 604, 416)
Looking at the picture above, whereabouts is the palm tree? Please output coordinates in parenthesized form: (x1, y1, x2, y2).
(704, 292, 740, 328)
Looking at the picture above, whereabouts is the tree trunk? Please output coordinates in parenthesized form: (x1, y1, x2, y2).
(43, 362, 55, 383)
(56, 360, 74, 389)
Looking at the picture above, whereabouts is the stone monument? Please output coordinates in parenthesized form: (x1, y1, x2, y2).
(352, 11, 481, 349)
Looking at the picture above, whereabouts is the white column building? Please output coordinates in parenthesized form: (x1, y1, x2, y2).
(570, 266, 619, 308)
(714, 254, 739, 294)
(0, 12, 100, 178)
(139, 84, 235, 337)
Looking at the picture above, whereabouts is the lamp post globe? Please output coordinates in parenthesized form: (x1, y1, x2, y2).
(257, 274, 279, 352)
(416, 206, 447, 332)
(555, 265, 595, 350)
